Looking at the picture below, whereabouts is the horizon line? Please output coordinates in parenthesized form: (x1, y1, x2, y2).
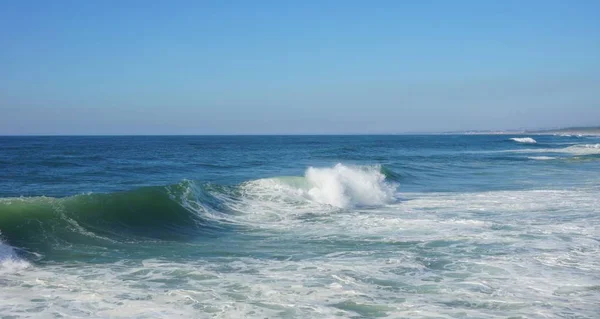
(1, 125, 597, 137)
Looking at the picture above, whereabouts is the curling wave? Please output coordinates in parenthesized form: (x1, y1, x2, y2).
(0, 182, 232, 259)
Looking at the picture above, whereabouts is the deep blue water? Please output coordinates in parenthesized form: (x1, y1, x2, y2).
(1, 135, 598, 197)
(1, 135, 599, 318)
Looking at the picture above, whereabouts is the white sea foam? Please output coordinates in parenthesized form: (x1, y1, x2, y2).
(562, 143, 600, 155)
(0, 237, 17, 261)
(0, 239, 30, 274)
(510, 137, 537, 144)
(503, 143, 600, 156)
(528, 156, 556, 160)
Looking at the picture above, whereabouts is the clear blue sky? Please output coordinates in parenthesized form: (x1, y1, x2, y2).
(1, 0, 599, 134)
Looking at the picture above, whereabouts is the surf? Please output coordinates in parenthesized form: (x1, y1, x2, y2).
(561, 143, 600, 155)
(502, 143, 600, 158)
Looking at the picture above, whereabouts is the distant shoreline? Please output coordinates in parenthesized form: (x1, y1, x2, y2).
(527, 127, 600, 136)
(446, 126, 600, 136)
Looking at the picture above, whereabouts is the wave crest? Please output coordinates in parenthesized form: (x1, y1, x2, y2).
(511, 137, 537, 144)
(305, 164, 397, 208)
(528, 156, 556, 161)
(242, 164, 397, 209)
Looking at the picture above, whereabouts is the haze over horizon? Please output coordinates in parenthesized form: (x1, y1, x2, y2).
(1, 1, 599, 135)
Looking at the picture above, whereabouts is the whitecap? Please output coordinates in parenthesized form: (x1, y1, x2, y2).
(510, 137, 537, 144)
(241, 164, 397, 209)
(528, 156, 556, 160)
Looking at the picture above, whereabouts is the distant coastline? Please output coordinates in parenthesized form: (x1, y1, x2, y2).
(447, 126, 600, 136)
(527, 126, 600, 136)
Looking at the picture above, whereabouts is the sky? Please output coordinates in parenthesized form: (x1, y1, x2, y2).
(1, 0, 599, 135)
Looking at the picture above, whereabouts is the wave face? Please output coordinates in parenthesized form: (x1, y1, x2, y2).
(510, 137, 537, 144)
(0, 183, 230, 259)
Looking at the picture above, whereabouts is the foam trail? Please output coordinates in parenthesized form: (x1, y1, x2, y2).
(511, 137, 537, 144)
(504, 144, 600, 156)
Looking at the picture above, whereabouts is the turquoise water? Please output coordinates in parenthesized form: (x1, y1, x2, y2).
(1, 135, 599, 318)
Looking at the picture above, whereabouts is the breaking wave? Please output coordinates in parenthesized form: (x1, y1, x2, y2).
(0, 164, 398, 260)
(245, 164, 397, 209)
(528, 156, 556, 161)
(304, 164, 396, 207)
(561, 144, 600, 155)
(510, 137, 537, 144)
(507, 143, 600, 157)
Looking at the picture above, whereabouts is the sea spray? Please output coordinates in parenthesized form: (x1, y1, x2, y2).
(240, 164, 398, 210)
(304, 164, 397, 208)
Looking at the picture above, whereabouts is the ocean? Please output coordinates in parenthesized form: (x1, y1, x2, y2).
(1, 135, 599, 318)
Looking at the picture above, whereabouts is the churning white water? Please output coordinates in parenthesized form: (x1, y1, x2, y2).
(2, 183, 599, 318)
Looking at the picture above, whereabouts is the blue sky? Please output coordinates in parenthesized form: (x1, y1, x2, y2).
(1, 0, 599, 134)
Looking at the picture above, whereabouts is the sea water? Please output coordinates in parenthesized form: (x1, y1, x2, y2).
(1, 135, 599, 318)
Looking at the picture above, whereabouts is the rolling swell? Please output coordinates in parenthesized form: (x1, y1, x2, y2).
(0, 181, 231, 260)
